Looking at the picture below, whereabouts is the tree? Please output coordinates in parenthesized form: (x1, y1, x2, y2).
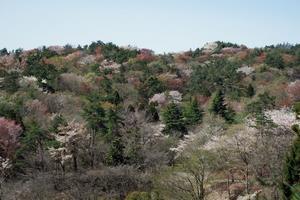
(105, 109, 125, 166)
(83, 99, 106, 132)
(246, 84, 255, 97)
(189, 59, 242, 96)
(20, 121, 49, 170)
(24, 51, 58, 85)
(139, 76, 165, 99)
(2, 71, 19, 93)
(163, 150, 216, 200)
(282, 124, 300, 200)
(108, 90, 123, 105)
(0, 118, 22, 159)
(183, 97, 203, 125)
(145, 102, 160, 122)
(209, 90, 234, 122)
(265, 51, 284, 69)
(293, 102, 300, 119)
(162, 102, 187, 137)
(82, 95, 107, 168)
(0, 48, 8, 56)
(106, 137, 125, 166)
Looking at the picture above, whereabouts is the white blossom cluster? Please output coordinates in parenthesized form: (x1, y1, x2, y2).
(149, 90, 182, 105)
(236, 65, 255, 75)
(265, 108, 299, 128)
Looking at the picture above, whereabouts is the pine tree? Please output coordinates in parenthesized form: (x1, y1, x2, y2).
(246, 83, 255, 97)
(106, 137, 125, 166)
(282, 124, 300, 200)
(146, 102, 159, 122)
(162, 102, 187, 137)
(83, 98, 106, 132)
(183, 97, 203, 125)
(105, 109, 125, 166)
(209, 90, 234, 122)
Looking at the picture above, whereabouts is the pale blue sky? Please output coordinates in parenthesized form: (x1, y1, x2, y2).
(1, 0, 299, 53)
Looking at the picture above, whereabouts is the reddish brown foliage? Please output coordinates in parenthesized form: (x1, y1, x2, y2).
(0, 118, 22, 159)
(136, 49, 155, 62)
(196, 95, 210, 106)
(174, 53, 190, 64)
(256, 52, 266, 64)
(165, 78, 184, 90)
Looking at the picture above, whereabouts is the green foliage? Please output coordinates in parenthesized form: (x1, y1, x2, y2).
(189, 59, 241, 96)
(282, 124, 300, 199)
(139, 76, 165, 99)
(246, 83, 255, 97)
(100, 76, 113, 93)
(0, 48, 8, 56)
(209, 90, 234, 122)
(83, 99, 106, 132)
(40, 46, 58, 58)
(213, 41, 239, 53)
(49, 114, 67, 133)
(145, 102, 160, 122)
(265, 51, 284, 69)
(21, 121, 48, 152)
(293, 102, 300, 119)
(24, 51, 59, 85)
(246, 92, 275, 114)
(24, 63, 58, 84)
(183, 97, 203, 125)
(107, 90, 123, 105)
(162, 102, 187, 137)
(2, 71, 20, 93)
(106, 137, 125, 166)
(88, 41, 138, 63)
(125, 191, 152, 200)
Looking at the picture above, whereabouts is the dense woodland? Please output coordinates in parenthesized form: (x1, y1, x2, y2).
(0, 41, 300, 199)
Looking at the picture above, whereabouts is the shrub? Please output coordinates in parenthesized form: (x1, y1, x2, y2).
(125, 191, 152, 200)
(265, 51, 284, 69)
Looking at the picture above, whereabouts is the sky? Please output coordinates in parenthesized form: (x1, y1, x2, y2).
(0, 0, 300, 53)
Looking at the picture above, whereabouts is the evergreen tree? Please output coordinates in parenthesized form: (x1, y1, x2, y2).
(106, 137, 125, 166)
(293, 102, 300, 119)
(105, 109, 125, 166)
(209, 90, 234, 122)
(183, 97, 203, 125)
(108, 90, 123, 105)
(162, 102, 187, 137)
(282, 124, 300, 200)
(83, 98, 106, 132)
(2, 71, 20, 93)
(139, 76, 165, 99)
(246, 83, 255, 97)
(146, 102, 160, 122)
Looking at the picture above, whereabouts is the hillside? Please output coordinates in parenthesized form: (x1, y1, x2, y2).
(0, 41, 300, 199)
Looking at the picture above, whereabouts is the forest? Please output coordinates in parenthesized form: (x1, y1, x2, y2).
(0, 41, 300, 199)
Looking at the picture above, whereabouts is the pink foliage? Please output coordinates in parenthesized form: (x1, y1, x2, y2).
(0, 118, 22, 159)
